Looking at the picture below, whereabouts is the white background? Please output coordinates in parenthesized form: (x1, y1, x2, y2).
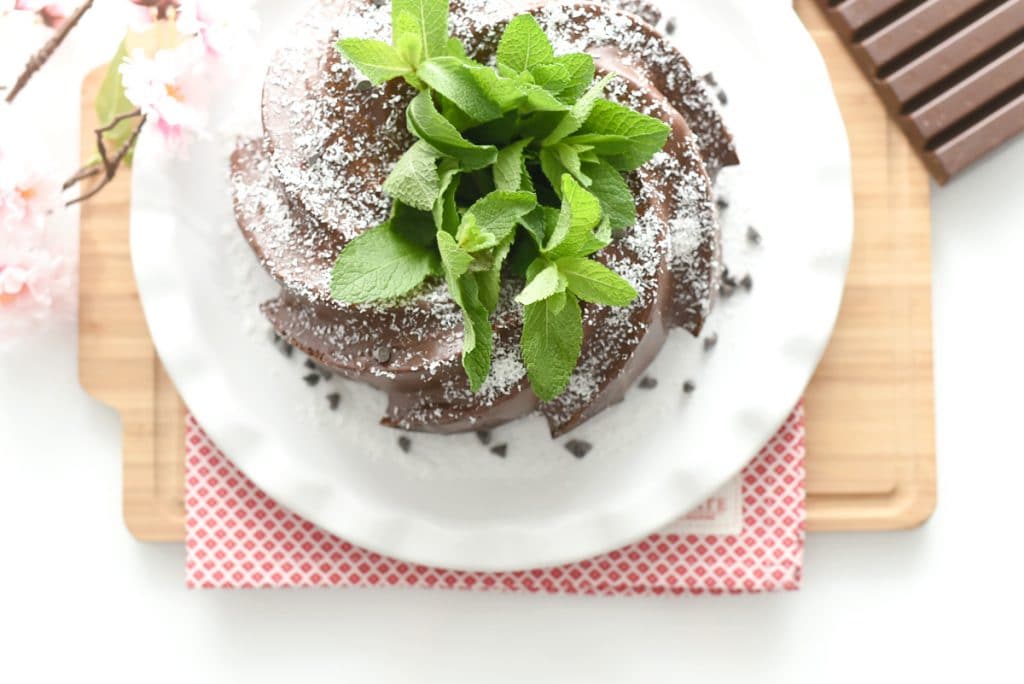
(2, 3, 1024, 682)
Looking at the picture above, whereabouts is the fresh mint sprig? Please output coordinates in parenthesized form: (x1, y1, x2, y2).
(330, 0, 667, 400)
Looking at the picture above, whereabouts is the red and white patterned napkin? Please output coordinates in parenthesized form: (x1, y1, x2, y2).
(185, 405, 805, 594)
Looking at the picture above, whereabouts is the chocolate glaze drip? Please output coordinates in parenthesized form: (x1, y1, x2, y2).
(230, 0, 737, 436)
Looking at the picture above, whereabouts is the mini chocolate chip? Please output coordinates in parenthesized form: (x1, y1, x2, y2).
(683, 380, 696, 394)
(373, 346, 392, 364)
(638, 376, 658, 389)
(740, 274, 753, 291)
(303, 373, 320, 386)
(704, 332, 719, 352)
(269, 330, 281, 344)
(746, 225, 762, 245)
(490, 444, 508, 458)
(665, 18, 676, 34)
(356, 80, 373, 92)
(702, 72, 718, 87)
(721, 268, 738, 288)
(281, 343, 293, 358)
(565, 439, 592, 459)
(398, 436, 412, 453)
(717, 90, 728, 106)
(475, 430, 493, 445)
(716, 197, 729, 210)
(720, 281, 736, 298)
(304, 359, 317, 370)
(327, 393, 341, 410)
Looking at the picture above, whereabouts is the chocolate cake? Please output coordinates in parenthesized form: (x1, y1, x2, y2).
(230, 0, 738, 436)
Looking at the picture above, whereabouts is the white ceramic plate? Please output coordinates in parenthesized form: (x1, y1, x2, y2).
(131, 0, 852, 571)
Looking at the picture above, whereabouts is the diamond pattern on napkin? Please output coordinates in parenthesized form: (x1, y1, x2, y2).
(186, 405, 805, 594)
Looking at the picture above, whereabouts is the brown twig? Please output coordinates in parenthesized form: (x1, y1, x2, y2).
(65, 110, 147, 207)
(61, 165, 101, 191)
(5, 0, 95, 104)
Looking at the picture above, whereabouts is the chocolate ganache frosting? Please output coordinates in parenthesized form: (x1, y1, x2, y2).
(230, 0, 738, 436)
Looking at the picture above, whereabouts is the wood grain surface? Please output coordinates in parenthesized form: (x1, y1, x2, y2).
(77, 0, 936, 542)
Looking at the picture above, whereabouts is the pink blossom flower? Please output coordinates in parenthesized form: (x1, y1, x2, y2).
(0, 141, 59, 234)
(125, 0, 177, 32)
(14, 0, 78, 27)
(175, 0, 257, 59)
(0, 242, 73, 344)
(119, 43, 207, 154)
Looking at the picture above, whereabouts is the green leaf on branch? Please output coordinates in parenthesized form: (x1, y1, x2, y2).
(95, 40, 137, 155)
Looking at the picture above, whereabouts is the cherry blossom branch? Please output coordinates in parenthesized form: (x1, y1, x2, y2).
(4, 0, 95, 104)
(65, 109, 147, 207)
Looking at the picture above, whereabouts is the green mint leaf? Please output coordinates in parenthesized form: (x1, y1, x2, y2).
(437, 92, 478, 131)
(522, 85, 571, 112)
(496, 62, 519, 78)
(457, 275, 493, 391)
(432, 164, 461, 234)
(462, 190, 537, 243)
(456, 214, 500, 252)
(529, 62, 570, 94)
(475, 235, 514, 313)
(575, 216, 613, 256)
(447, 37, 472, 63)
(552, 143, 592, 187)
(497, 14, 555, 73)
(393, 12, 424, 68)
(539, 147, 568, 196)
(407, 90, 498, 170)
(391, 200, 438, 247)
(517, 206, 548, 249)
(437, 238, 494, 392)
(545, 174, 603, 259)
(543, 73, 616, 145)
(578, 99, 671, 170)
(583, 159, 636, 230)
(465, 66, 528, 111)
(493, 139, 531, 191)
(562, 133, 634, 155)
(521, 291, 584, 401)
(437, 229, 474, 280)
(392, 0, 449, 61)
(515, 262, 566, 305)
(551, 53, 595, 101)
(557, 256, 637, 306)
(331, 222, 438, 303)
(336, 38, 413, 85)
(418, 57, 504, 123)
(383, 140, 442, 211)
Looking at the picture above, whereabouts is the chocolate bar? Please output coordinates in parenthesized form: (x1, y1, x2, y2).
(815, 0, 1024, 183)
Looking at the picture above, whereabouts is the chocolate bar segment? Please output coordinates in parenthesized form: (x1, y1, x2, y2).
(816, 0, 1024, 183)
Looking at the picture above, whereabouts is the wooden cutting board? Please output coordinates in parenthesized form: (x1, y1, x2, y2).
(78, 0, 935, 542)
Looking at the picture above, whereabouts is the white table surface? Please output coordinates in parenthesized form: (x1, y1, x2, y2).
(2, 6, 1023, 682)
